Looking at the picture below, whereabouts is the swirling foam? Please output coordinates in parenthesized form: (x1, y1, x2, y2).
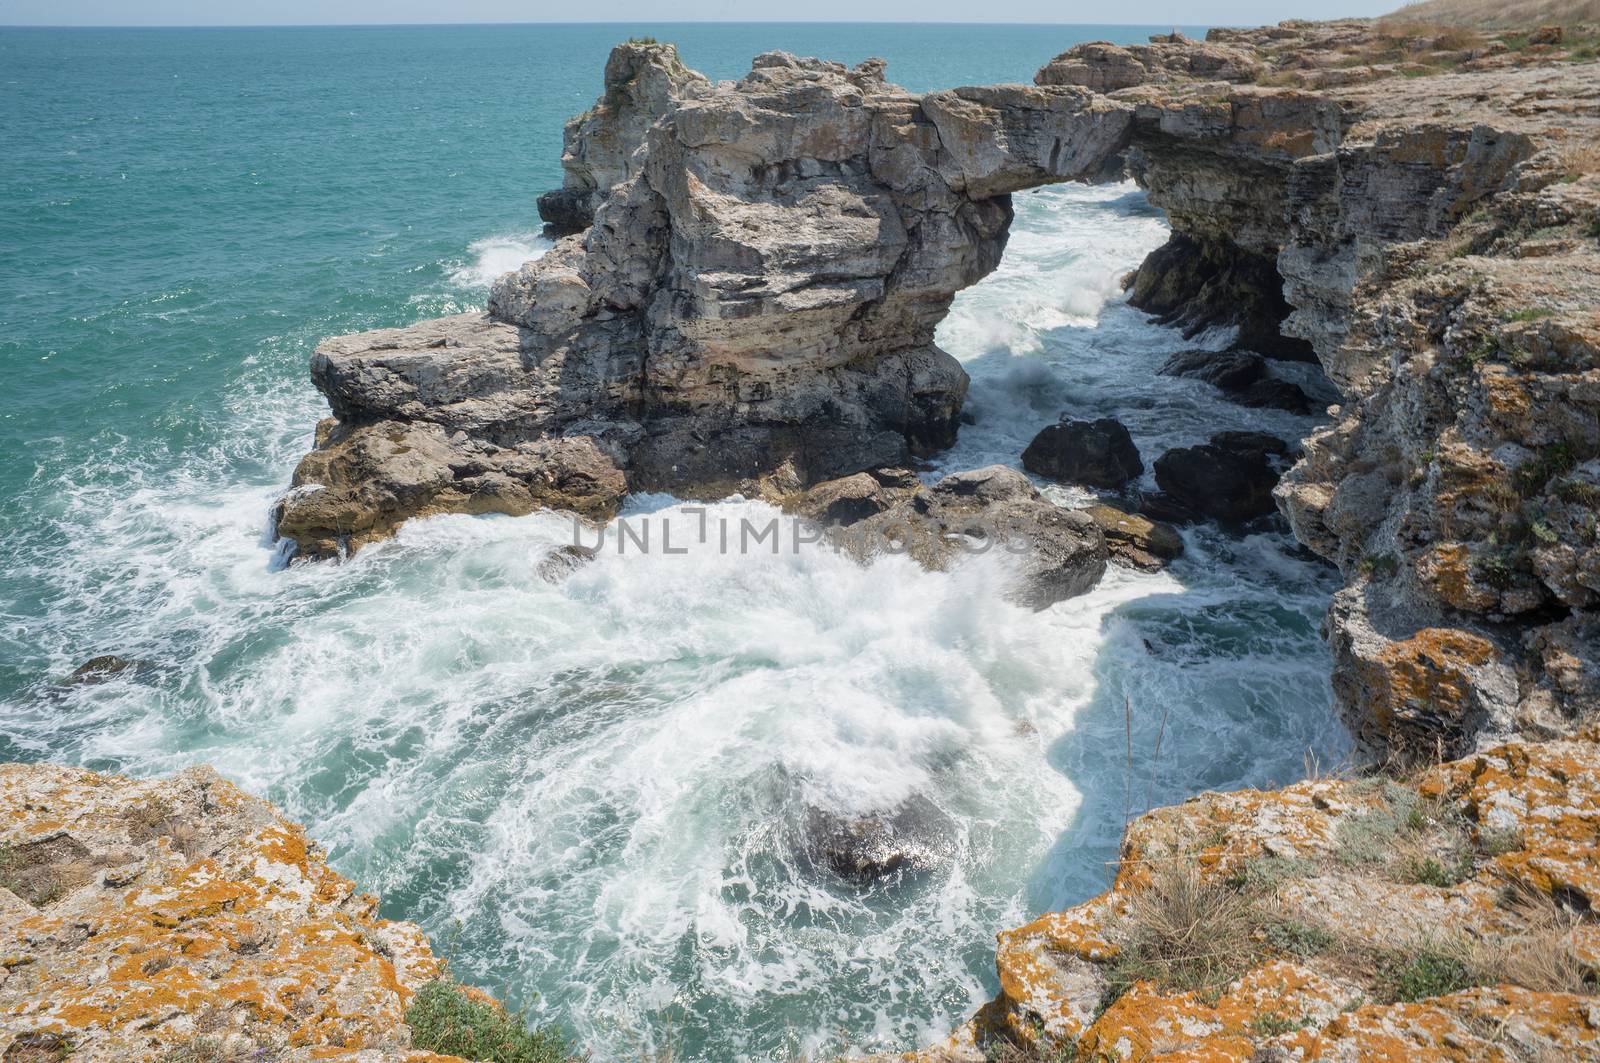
(0, 185, 1348, 1060)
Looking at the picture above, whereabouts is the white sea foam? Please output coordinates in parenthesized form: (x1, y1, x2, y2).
(2, 186, 1348, 1060)
(449, 231, 552, 289)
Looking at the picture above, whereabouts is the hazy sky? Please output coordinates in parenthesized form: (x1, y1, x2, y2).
(0, 0, 1394, 27)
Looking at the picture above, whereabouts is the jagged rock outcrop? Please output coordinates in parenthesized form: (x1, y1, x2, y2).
(536, 41, 712, 232)
(277, 48, 1135, 562)
(914, 736, 1600, 1061)
(784, 465, 1109, 610)
(0, 763, 476, 1061)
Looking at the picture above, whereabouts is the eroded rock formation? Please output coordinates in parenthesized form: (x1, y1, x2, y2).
(275, 46, 1134, 566)
(277, 23, 1599, 781)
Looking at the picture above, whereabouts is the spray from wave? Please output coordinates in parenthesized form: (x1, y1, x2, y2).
(0, 185, 1346, 1060)
(449, 231, 552, 289)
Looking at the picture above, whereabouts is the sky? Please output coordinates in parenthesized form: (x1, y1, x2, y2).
(0, 0, 1396, 27)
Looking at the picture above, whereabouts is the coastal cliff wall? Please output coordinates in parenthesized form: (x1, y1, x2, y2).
(1045, 22, 1600, 762)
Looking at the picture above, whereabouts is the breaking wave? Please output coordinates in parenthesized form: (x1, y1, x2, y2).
(1, 184, 1346, 1060)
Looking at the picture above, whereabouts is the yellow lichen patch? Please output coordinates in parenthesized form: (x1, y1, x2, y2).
(1420, 740, 1600, 906)
(1078, 961, 1361, 1062)
(1414, 544, 1499, 612)
(1355, 625, 1498, 737)
(0, 762, 498, 1061)
(1283, 986, 1600, 1061)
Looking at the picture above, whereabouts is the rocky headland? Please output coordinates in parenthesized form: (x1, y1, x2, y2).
(0, 763, 474, 1060)
(9, 8, 1599, 1061)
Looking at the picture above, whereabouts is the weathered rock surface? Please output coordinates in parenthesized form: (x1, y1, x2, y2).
(1084, 503, 1185, 571)
(1036, 35, 1265, 92)
(536, 41, 711, 232)
(279, 48, 1137, 561)
(784, 465, 1109, 610)
(1020, 417, 1144, 488)
(914, 737, 1600, 1061)
(0, 762, 473, 1061)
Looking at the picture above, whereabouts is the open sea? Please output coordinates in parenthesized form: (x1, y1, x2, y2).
(0, 23, 1349, 1060)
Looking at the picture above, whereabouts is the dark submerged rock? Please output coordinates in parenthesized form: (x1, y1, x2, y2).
(1159, 349, 1265, 391)
(802, 794, 957, 884)
(1153, 432, 1292, 523)
(65, 656, 137, 686)
(1159, 349, 1314, 413)
(1021, 418, 1144, 488)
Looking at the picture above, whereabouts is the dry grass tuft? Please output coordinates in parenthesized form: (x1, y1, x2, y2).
(1385, 0, 1600, 29)
(1472, 882, 1596, 994)
(1107, 858, 1260, 998)
(1561, 141, 1600, 179)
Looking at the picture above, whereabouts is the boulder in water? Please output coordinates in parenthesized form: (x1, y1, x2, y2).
(1159, 348, 1264, 391)
(536, 543, 599, 583)
(1160, 349, 1313, 413)
(1085, 503, 1184, 571)
(787, 465, 1109, 611)
(65, 656, 137, 686)
(803, 794, 957, 884)
(1153, 431, 1291, 523)
(1021, 417, 1144, 489)
(1235, 377, 1314, 414)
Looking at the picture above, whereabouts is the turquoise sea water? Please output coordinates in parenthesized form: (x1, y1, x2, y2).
(0, 24, 1345, 1060)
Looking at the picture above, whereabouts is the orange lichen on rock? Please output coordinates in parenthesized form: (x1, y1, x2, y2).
(915, 739, 1600, 1062)
(0, 763, 471, 1062)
